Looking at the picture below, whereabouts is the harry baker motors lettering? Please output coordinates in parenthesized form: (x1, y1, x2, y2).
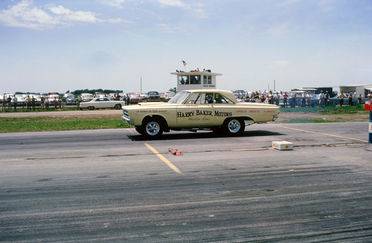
(177, 110, 232, 118)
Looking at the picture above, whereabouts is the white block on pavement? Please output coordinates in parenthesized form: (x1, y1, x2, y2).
(272, 141, 294, 151)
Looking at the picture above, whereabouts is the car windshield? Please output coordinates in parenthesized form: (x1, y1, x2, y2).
(168, 91, 190, 104)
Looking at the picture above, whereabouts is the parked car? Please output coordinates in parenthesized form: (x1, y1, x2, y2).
(94, 93, 107, 99)
(28, 93, 42, 106)
(80, 93, 94, 102)
(122, 89, 280, 138)
(79, 97, 126, 110)
(14, 94, 27, 106)
(128, 93, 141, 104)
(1, 93, 14, 104)
(146, 91, 161, 102)
(64, 93, 76, 105)
(160, 91, 176, 102)
(46, 93, 60, 106)
(140, 93, 148, 102)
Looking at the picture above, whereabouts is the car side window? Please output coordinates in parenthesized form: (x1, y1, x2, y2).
(185, 93, 201, 104)
(196, 93, 205, 104)
(214, 93, 230, 104)
(204, 93, 214, 104)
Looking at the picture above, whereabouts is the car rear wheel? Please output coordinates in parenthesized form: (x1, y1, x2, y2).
(143, 118, 163, 138)
(114, 104, 122, 110)
(224, 118, 244, 136)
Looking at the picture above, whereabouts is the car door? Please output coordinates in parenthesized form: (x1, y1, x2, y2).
(102, 98, 112, 108)
(95, 98, 105, 108)
(176, 92, 214, 128)
(209, 92, 235, 126)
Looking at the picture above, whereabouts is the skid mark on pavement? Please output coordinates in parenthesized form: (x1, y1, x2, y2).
(144, 143, 183, 175)
(279, 125, 368, 143)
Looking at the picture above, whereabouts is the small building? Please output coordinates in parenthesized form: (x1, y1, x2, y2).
(340, 84, 372, 98)
(171, 70, 222, 91)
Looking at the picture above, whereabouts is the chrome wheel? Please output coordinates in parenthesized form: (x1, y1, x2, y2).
(145, 121, 161, 136)
(227, 119, 241, 134)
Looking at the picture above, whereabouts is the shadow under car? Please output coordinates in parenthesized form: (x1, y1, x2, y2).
(128, 130, 284, 141)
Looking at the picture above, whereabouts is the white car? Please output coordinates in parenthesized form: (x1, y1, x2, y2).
(80, 97, 126, 110)
(29, 93, 42, 105)
(80, 93, 94, 102)
(46, 94, 60, 105)
(14, 94, 27, 106)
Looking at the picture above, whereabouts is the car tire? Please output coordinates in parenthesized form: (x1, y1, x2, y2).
(143, 118, 163, 138)
(114, 104, 122, 110)
(88, 106, 95, 110)
(135, 126, 145, 135)
(223, 118, 244, 136)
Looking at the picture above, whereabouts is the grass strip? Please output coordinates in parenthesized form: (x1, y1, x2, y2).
(0, 117, 130, 133)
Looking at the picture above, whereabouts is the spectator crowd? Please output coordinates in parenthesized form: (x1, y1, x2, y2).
(1, 89, 371, 112)
(233, 90, 369, 108)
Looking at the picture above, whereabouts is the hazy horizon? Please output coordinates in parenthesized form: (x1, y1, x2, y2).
(1, 0, 372, 93)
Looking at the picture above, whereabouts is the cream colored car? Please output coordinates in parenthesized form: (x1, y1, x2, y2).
(122, 89, 279, 138)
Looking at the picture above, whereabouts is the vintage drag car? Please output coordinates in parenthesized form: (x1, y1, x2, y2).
(122, 89, 279, 138)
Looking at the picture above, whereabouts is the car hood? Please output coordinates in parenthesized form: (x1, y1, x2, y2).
(137, 102, 168, 106)
(124, 102, 177, 110)
(237, 102, 279, 108)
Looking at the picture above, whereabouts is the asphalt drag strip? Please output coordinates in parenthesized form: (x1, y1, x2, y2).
(0, 122, 371, 242)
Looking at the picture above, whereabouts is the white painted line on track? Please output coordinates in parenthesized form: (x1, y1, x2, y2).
(144, 143, 183, 175)
(279, 125, 368, 143)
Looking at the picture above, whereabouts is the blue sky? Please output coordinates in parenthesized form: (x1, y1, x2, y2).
(0, 0, 372, 93)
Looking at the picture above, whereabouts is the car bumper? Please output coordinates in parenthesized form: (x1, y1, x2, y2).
(272, 112, 280, 121)
(122, 115, 133, 125)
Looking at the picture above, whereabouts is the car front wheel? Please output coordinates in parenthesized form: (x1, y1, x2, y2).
(224, 118, 244, 136)
(143, 118, 163, 138)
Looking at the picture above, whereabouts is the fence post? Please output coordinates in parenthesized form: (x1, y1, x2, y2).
(369, 111, 372, 144)
(365, 101, 372, 144)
